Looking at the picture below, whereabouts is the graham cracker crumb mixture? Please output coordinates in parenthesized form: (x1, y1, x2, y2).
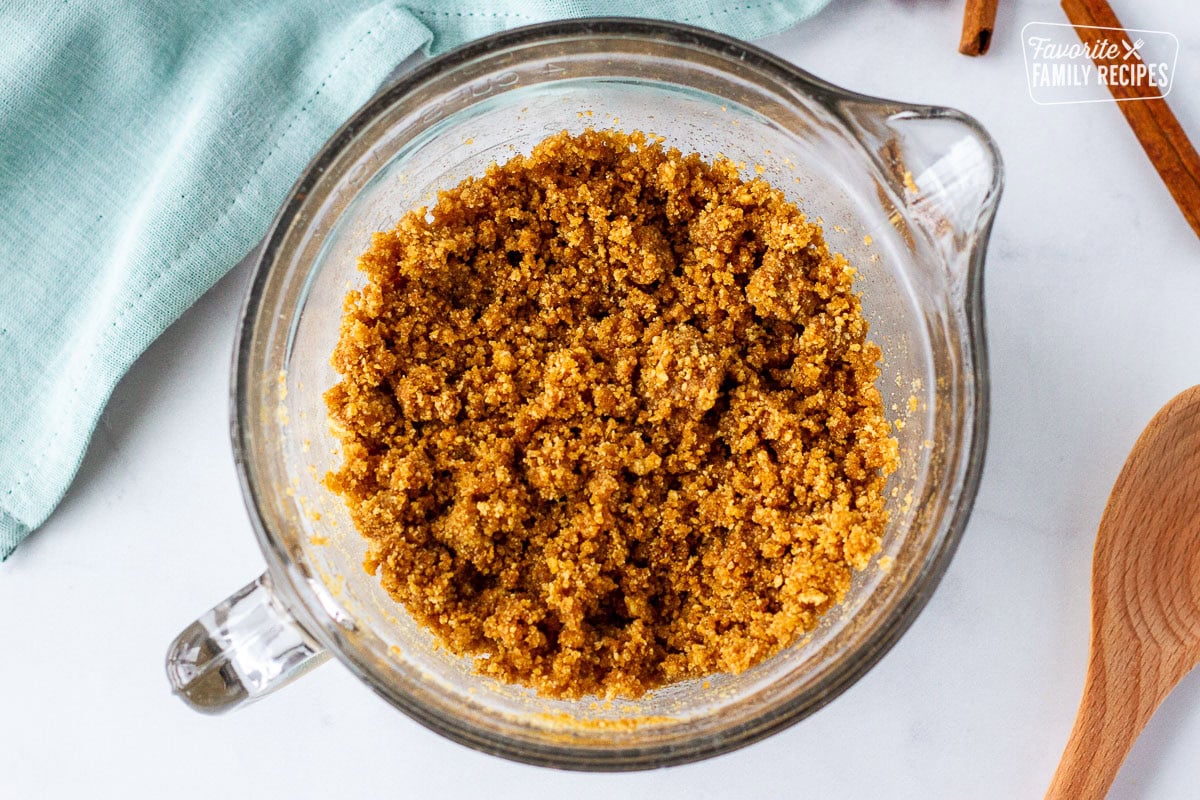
(325, 130, 898, 699)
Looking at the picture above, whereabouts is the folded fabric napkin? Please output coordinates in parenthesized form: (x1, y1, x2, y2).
(0, 0, 833, 561)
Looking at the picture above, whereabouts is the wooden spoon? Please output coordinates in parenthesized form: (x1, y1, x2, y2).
(1046, 385, 1200, 799)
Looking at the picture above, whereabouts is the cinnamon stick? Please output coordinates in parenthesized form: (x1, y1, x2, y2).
(959, 0, 999, 56)
(1061, 0, 1200, 240)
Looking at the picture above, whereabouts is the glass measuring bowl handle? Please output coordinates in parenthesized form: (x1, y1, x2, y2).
(166, 573, 329, 712)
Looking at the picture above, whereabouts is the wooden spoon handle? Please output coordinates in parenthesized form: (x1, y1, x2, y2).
(1046, 633, 1193, 800)
(1045, 659, 1149, 800)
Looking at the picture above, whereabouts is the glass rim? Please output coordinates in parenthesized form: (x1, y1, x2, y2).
(231, 16, 997, 770)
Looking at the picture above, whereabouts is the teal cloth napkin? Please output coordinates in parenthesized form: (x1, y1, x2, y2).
(0, 0, 832, 561)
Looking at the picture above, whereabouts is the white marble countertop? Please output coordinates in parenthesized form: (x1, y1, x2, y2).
(3, 1, 1199, 797)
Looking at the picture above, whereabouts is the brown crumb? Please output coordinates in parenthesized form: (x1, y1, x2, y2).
(325, 129, 897, 699)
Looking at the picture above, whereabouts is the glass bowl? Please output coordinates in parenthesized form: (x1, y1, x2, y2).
(166, 18, 1000, 770)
